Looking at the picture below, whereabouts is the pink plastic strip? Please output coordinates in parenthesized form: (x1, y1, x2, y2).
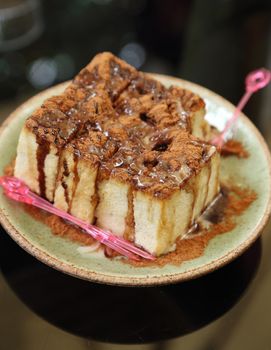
(212, 68, 271, 147)
(0, 176, 155, 261)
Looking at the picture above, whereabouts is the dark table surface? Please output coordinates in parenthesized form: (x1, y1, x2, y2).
(1, 1, 271, 349)
(1, 218, 271, 350)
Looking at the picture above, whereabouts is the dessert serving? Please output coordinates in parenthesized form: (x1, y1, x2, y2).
(14, 52, 220, 257)
(0, 55, 270, 285)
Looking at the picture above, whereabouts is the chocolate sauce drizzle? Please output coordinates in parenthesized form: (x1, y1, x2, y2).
(69, 154, 79, 212)
(36, 138, 50, 198)
(31, 54, 209, 204)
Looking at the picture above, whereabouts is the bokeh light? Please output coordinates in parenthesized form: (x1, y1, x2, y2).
(27, 58, 57, 89)
(119, 42, 146, 69)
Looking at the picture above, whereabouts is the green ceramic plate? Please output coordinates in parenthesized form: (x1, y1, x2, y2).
(0, 75, 270, 286)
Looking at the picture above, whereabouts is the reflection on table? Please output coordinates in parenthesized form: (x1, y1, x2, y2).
(0, 229, 261, 344)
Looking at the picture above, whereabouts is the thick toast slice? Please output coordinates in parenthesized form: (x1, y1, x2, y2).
(54, 129, 118, 223)
(96, 129, 219, 255)
(15, 52, 136, 201)
(15, 52, 220, 256)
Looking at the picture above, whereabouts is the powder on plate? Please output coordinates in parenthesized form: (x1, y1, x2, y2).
(3, 159, 256, 267)
(22, 183, 257, 267)
(221, 140, 249, 158)
(126, 184, 256, 267)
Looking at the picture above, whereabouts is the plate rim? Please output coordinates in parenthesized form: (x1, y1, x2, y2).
(0, 75, 271, 286)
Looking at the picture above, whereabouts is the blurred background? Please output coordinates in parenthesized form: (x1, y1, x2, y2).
(0, 0, 271, 136)
(1, 1, 271, 349)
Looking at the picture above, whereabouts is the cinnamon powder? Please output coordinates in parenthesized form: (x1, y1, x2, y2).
(23, 205, 96, 246)
(4, 160, 15, 176)
(221, 140, 249, 158)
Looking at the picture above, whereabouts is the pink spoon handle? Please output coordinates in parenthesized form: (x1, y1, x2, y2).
(28, 196, 153, 260)
(0, 176, 155, 261)
(212, 68, 271, 147)
(4, 188, 141, 261)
